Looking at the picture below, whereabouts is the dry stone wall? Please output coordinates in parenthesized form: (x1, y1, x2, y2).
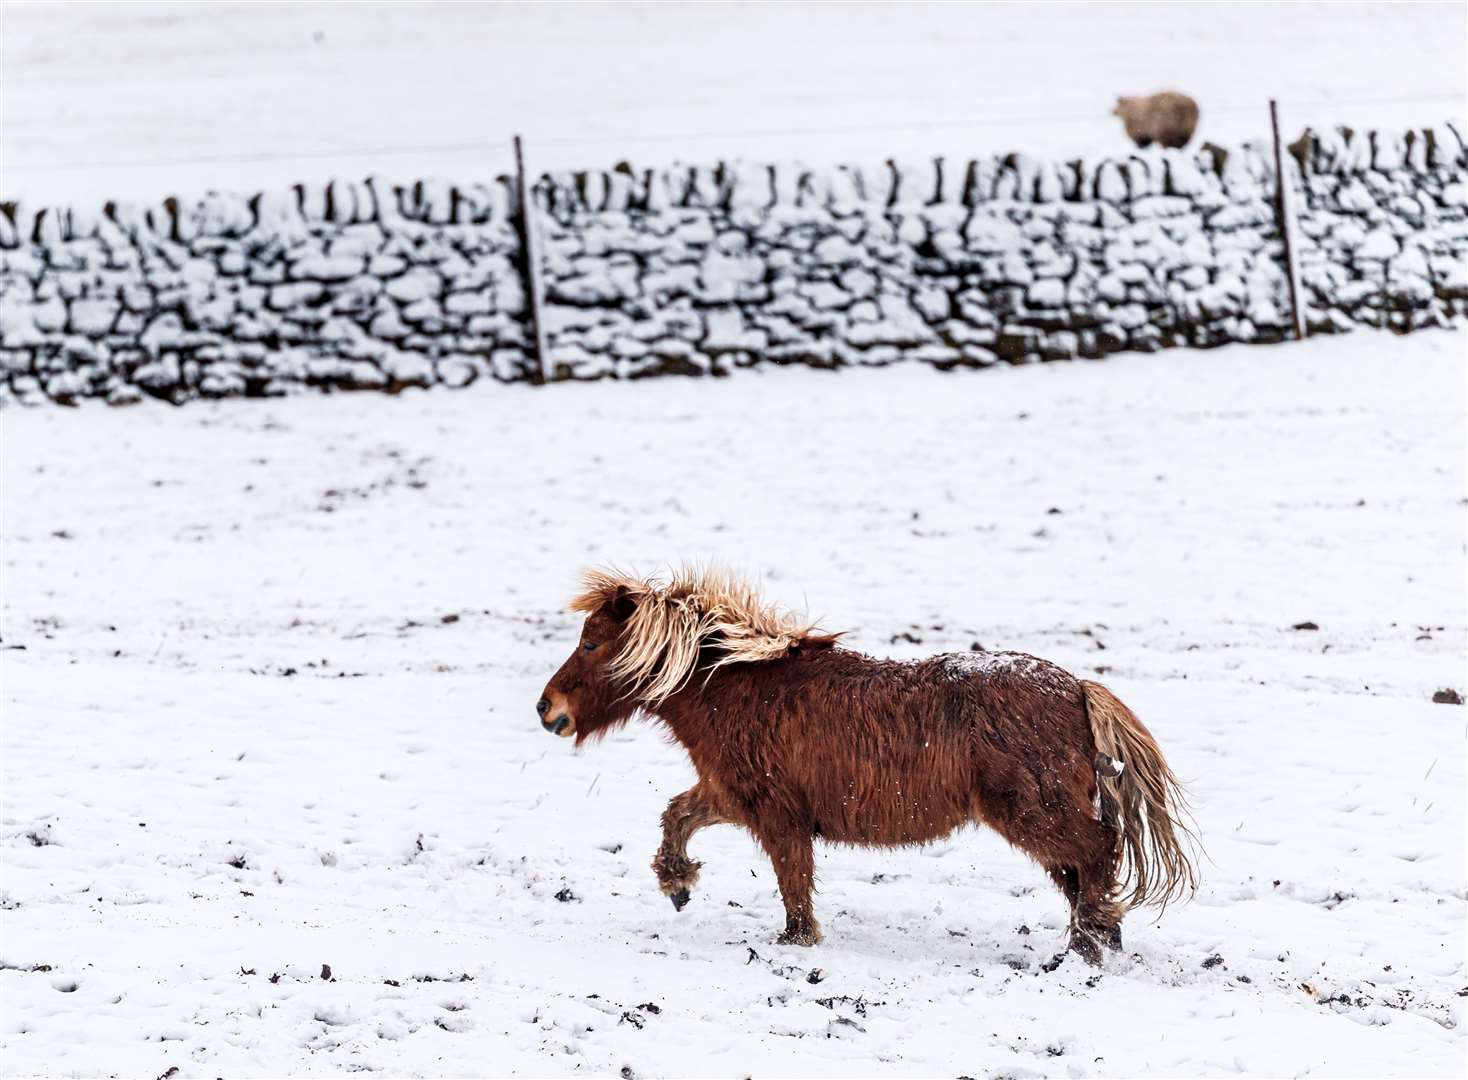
(0, 179, 532, 405)
(0, 124, 1463, 405)
(1294, 127, 1468, 332)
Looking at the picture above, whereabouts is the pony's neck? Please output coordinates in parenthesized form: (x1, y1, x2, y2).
(647, 670, 733, 767)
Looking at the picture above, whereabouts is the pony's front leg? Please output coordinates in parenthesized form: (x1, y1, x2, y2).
(651, 783, 724, 911)
(759, 828, 822, 946)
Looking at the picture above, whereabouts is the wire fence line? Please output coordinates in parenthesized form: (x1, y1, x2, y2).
(4, 89, 1463, 176)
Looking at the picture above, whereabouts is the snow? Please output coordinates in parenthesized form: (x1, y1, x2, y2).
(2, 3, 1465, 207)
(936, 651, 1067, 691)
(3, 2, 1468, 1068)
(3, 328, 1465, 1077)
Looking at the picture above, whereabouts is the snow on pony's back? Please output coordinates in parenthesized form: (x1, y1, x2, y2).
(937, 648, 1075, 693)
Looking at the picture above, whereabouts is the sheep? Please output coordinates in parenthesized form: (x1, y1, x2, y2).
(1114, 92, 1200, 149)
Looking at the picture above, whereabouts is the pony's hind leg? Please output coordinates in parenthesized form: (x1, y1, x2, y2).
(978, 782, 1122, 966)
(1045, 824, 1125, 965)
(652, 783, 725, 910)
(1072, 839, 1126, 956)
(1047, 865, 1081, 935)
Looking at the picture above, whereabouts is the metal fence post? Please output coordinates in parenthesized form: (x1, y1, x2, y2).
(513, 134, 552, 384)
(1269, 100, 1306, 341)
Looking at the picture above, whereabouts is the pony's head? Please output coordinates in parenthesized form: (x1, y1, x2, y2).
(536, 573, 641, 742)
(536, 566, 835, 743)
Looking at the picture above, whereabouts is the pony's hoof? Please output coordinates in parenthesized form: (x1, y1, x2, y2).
(776, 926, 822, 947)
(669, 888, 690, 911)
(1068, 932, 1104, 967)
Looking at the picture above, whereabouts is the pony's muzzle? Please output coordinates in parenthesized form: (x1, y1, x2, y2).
(537, 692, 575, 737)
(541, 712, 574, 737)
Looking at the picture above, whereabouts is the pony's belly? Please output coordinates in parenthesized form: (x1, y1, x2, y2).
(811, 791, 972, 847)
(817, 816, 966, 847)
(800, 738, 977, 847)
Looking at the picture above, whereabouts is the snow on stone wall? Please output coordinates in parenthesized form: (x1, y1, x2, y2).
(1293, 127, 1468, 333)
(0, 178, 531, 405)
(0, 124, 1464, 404)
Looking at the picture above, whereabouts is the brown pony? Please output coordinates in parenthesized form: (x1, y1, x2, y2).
(537, 567, 1197, 964)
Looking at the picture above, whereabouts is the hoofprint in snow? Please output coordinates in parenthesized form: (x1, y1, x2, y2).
(2, 330, 1464, 1077)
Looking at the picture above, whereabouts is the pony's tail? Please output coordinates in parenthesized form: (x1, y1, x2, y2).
(1082, 680, 1198, 912)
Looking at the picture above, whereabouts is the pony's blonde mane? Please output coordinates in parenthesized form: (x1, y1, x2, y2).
(570, 567, 828, 705)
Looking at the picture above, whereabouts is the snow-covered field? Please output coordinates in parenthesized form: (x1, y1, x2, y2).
(2, 329, 1465, 1077)
(2, 1, 1464, 205)
(3, 3, 1467, 1072)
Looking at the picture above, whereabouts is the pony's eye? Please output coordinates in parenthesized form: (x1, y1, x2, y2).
(583, 641, 597, 652)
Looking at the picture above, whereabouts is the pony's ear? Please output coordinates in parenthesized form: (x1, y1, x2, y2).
(607, 585, 638, 622)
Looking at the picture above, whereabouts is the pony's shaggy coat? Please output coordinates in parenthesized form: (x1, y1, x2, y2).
(570, 567, 830, 705)
(541, 568, 1197, 962)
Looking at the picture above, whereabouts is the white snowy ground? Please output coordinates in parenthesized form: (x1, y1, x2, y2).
(2, 329, 1465, 1078)
(2, 1, 1464, 205)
